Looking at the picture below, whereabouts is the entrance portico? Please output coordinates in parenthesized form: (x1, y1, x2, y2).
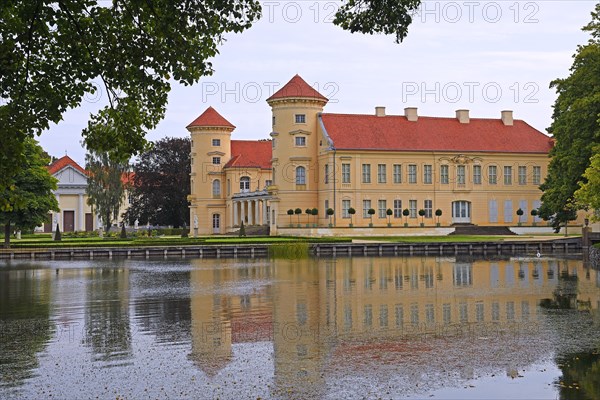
(231, 189, 271, 227)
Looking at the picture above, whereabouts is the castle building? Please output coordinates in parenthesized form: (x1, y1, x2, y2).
(188, 75, 553, 235)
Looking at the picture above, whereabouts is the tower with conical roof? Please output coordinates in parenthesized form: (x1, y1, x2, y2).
(267, 75, 328, 231)
(187, 106, 235, 235)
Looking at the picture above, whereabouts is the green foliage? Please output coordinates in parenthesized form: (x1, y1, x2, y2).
(334, 0, 422, 43)
(125, 137, 190, 227)
(435, 209, 443, 217)
(540, 4, 600, 226)
(269, 241, 309, 259)
(0, 138, 59, 247)
(311, 208, 318, 216)
(516, 208, 524, 216)
(575, 146, 600, 220)
(367, 208, 375, 215)
(0, 1, 262, 199)
(294, 208, 302, 215)
(386, 208, 393, 216)
(287, 209, 294, 215)
(348, 207, 356, 215)
(54, 224, 61, 241)
(85, 149, 128, 232)
(327, 208, 335, 216)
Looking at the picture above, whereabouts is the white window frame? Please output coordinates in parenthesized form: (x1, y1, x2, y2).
(296, 166, 306, 185)
(377, 164, 386, 183)
(533, 166, 541, 185)
(440, 165, 449, 184)
(473, 165, 482, 185)
(378, 200, 387, 218)
(424, 200, 432, 218)
(212, 138, 221, 146)
(342, 163, 351, 183)
(295, 114, 306, 124)
(393, 164, 402, 184)
(362, 164, 371, 183)
(363, 200, 371, 218)
(408, 164, 417, 184)
(489, 165, 497, 185)
(393, 200, 402, 218)
(342, 200, 351, 218)
(518, 166, 527, 185)
(423, 165, 432, 184)
(295, 136, 306, 147)
(212, 157, 221, 165)
(409, 200, 417, 218)
(504, 166, 512, 185)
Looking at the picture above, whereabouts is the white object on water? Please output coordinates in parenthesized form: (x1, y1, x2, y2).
(536, 251, 541, 258)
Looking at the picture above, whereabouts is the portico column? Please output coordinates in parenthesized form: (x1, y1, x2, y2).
(233, 201, 239, 226)
(262, 200, 268, 225)
(248, 200, 254, 225)
(241, 200, 246, 224)
(78, 194, 84, 231)
(255, 200, 260, 225)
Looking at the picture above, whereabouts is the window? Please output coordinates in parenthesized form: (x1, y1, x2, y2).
(227, 179, 231, 196)
(377, 164, 386, 183)
(272, 116, 275, 126)
(393, 200, 402, 218)
(423, 164, 432, 184)
(324, 164, 329, 184)
(504, 166, 512, 185)
(324, 200, 329, 216)
(393, 164, 402, 183)
(408, 164, 417, 184)
(212, 157, 221, 165)
(457, 165, 465, 185)
(240, 176, 250, 192)
(212, 138, 221, 146)
(519, 166, 527, 185)
(342, 163, 351, 183)
(488, 165, 497, 184)
(489, 199, 498, 223)
(212, 180, 221, 197)
(362, 164, 371, 183)
(342, 200, 351, 218)
(295, 114, 306, 123)
(440, 165, 449, 184)
(409, 200, 417, 218)
(295, 136, 306, 146)
(504, 200, 513, 223)
(378, 200, 387, 218)
(272, 138, 276, 149)
(533, 166, 541, 185)
(473, 165, 482, 184)
(424, 200, 432, 218)
(265, 180, 272, 187)
(295, 166, 306, 184)
(362, 200, 371, 218)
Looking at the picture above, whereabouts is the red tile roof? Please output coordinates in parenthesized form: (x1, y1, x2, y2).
(47, 155, 87, 175)
(187, 106, 235, 129)
(320, 114, 553, 153)
(121, 171, 135, 186)
(225, 140, 272, 169)
(266, 74, 328, 102)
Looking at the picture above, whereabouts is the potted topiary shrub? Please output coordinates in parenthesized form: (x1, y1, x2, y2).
(435, 209, 442, 227)
(287, 209, 294, 227)
(516, 208, 524, 226)
(311, 208, 318, 227)
(403, 209, 410, 227)
(326, 208, 334, 227)
(294, 208, 302, 227)
(418, 209, 426, 227)
(368, 208, 375, 227)
(348, 207, 356, 227)
(305, 208, 312, 227)
(386, 208, 393, 227)
(531, 209, 538, 226)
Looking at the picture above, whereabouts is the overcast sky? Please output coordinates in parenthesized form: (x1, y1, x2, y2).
(39, 1, 597, 166)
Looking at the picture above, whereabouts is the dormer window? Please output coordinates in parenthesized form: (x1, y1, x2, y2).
(212, 138, 221, 146)
(295, 136, 306, 147)
(212, 157, 221, 165)
(272, 116, 276, 126)
(295, 114, 306, 124)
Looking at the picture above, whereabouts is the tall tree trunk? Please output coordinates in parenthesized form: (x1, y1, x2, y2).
(4, 221, 11, 248)
(104, 211, 111, 233)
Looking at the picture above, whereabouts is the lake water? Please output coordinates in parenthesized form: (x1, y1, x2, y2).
(0, 255, 599, 399)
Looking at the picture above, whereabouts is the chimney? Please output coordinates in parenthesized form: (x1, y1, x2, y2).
(375, 106, 386, 117)
(404, 107, 418, 122)
(456, 109, 469, 124)
(501, 110, 513, 126)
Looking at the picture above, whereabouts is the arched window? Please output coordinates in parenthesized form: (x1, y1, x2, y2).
(240, 176, 250, 192)
(212, 179, 221, 197)
(296, 166, 306, 185)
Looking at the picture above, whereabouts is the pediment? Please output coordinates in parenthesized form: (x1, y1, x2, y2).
(289, 129, 311, 135)
(53, 165, 88, 186)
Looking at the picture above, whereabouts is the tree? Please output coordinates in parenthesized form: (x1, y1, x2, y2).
(348, 207, 356, 226)
(418, 209, 426, 225)
(531, 208, 539, 226)
(368, 208, 375, 226)
(294, 208, 302, 225)
(85, 149, 128, 232)
(574, 146, 600, 219)
(305, 208, 312, 226)
(435, 209, 443, 226)
(0, 1, 419, 210)
(386, 208, 393, 225)
(516, 208, 524, 225)
(403, 208, 410, 225)
(287, 209, 294, 226)
(327, 208, 335, 226)
(311, 208, 319, 226)
(540, 4, 600, 228)
(0, 138, 59, 248)
(125, 137, 190, 227)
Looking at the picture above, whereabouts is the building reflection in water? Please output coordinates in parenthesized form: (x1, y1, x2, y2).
(188, 256, 600, 398)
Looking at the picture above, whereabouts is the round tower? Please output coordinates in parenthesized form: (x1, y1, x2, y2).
(267, 75, 328, 229)
(187, 106, 235, 235)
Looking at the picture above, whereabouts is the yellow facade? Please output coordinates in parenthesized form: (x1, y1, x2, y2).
(188, 75, 584, 235)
